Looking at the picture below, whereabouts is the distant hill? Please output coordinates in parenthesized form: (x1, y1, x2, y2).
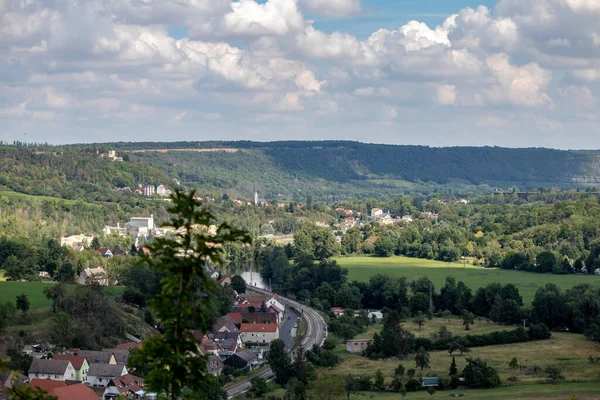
(104, 141, 600, 200)
(4, 142, 600, 202)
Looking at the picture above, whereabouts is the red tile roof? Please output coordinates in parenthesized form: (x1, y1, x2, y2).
(52, 355, 86, 370)
(227, 312, 243, 324)
(50, 383, 98, 400)
(30, 379, 68, 393)
(115, 342, 139, 350)
(240, 323, 278, 333)
(110, 374, 144, 395)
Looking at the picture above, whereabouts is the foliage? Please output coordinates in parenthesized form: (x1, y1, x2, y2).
(43, 284, 66, 313)
(16, 293, 30, 314)
(311, 374, 345, 400)
(249, 376, 268, 397)
(414, 346, 430, 371)
(462, 310, 475, 331)
(230, 275, 246, 293)
(545, 366, 564, 382)
(462, 358, 501, 388)
(125, 190, 251, 400)
(267, 339, 292, 385)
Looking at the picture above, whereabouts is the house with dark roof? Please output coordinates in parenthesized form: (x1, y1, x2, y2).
(2, 370, 28, 390)
(207, 355, 223, 377)
(75, 350, 116, 365)
(103, 374, 144, 399)
(87, 363, 127, 387)
(52, 355, 89, 382)
(77, 267, 109, 286)
(28, 359, 77, 382)
(101, 348, 129, 364)
(223, 350, 259, 369)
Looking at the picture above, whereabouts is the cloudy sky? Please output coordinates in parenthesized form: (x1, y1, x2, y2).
(1, 0, 599, 148)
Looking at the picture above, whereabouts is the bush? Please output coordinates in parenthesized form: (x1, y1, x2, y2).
(528, 323, 551, 340)
(463, 358, 500, 388)
(405, 378, 421, 392)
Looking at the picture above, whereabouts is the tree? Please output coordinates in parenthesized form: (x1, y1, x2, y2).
(90, 237, 100, 250)
(374, 369, 385, 391)
(249, 376, 268, 397)
(395, 364, 405, 377)
(443, 310, 453, 324)
(125, 190, 250, 400)
(462, 358, 500, 388)
(16, 293, 30, 315)
(0, 301, 16, 330)
(374, 235, 395, 257)
(427, 386, 436, 397)
(43, 284, 66, 313)
(415, 346, 430, 371)
(7, 348, 33, 374)
(55, 263, 75, 283)
(449, 356, 458, 376)
(268, 339, 292, 385)
(462, 310, 475, 331)
(508, 357, 519, 369)
(230, 275, 246, 293)
(545, 366, 564, 382)
(414, 311, 426, 330)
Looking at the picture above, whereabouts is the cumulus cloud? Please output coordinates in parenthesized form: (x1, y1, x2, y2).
(0, 0, 598, 147)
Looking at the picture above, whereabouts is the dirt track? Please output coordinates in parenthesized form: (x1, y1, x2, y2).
(125, 148, 240, 153)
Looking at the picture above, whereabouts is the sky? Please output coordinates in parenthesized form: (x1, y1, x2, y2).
(1, 0, 599, 149)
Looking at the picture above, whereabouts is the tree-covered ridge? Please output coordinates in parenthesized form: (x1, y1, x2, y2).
(0, 147, 171, 202)
(99, 140, 600, 184)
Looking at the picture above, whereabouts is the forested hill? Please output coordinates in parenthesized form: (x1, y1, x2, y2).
(0, 147, 171, 203)
(93, 141, 600, 199)
(4, 142, 600, 202)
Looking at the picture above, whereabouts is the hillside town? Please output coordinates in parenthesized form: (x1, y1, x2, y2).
(2, 272, 290, 400)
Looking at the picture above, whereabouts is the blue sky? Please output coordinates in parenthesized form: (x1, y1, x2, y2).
(312, 0, 497, 37)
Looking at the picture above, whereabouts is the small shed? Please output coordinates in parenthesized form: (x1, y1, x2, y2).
(422, 377, 441, 387)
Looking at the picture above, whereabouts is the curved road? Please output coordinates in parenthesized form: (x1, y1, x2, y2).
(225, 285, 327, 398)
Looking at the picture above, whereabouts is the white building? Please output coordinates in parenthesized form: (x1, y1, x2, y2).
(60, 234, 94, 249)
(28, 359, 77, 381)
(77, 267, 109, 286)
(239, 324, 279, 344)
(86, 364, 127, 387)
(124, 215, 155, 236)
(371, 208, 383, 218)
(266, 295, 285, 314)
(156, 185, 167, 196)
(142, 185, 155, 196)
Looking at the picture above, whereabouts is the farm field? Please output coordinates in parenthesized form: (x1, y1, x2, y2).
(257, 381, 600, 399)
(330, 332, 600, 385)
(0, 281, 125, 309)
(335, 256, 600, 304)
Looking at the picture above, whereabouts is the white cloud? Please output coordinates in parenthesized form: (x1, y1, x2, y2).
(300, 0, 361, 18)
(437, 85, 457, 105)
(0, 0, 599, 147)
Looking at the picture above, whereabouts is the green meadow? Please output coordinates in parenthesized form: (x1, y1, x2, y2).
(335, 256, 600, 304)
(0, 281, 125, 310)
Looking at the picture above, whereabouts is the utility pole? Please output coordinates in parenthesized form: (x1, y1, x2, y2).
(521, 318, 528, 329)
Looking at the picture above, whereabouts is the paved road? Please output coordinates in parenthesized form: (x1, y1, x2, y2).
(225, 286, 327, 398)
(280, 308, 300, 351)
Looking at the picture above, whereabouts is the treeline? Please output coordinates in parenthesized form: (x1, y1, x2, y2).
(341, 196, 600, 274)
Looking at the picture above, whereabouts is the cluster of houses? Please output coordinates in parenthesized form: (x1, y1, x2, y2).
(98, 150, 124, 162)
(15, 342, 152, 400)
(370, 208, 415, 225)
(194, 291, 286, 375)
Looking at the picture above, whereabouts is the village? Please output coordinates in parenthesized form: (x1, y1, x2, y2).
(2, 274, 290, 400)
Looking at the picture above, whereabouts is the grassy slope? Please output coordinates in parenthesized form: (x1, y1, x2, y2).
(331, 330, 600, 384)
(0, 281, 125, 309)
(335, 256, 600, 304)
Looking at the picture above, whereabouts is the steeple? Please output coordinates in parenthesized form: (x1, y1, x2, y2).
(252, 183, 259, 205)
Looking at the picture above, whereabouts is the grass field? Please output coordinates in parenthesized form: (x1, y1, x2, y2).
(0, 281, 125, 309)
(329, 331, 600, 385)
(335, 256, 600, 304)
(257, 381, 600, 399)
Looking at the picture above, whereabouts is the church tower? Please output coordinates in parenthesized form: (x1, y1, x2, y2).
(252, 184, 259, 206)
